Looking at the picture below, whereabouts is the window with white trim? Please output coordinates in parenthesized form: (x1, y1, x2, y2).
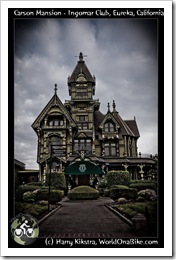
(104, 122, 115, 132)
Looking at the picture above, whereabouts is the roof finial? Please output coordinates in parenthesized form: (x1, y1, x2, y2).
(77, 52, 87, 61)
(79, 52, 83, 61)
(112, 100, 117, 112)
(54, 83, 58, 95)
(107, 102, 110, 112)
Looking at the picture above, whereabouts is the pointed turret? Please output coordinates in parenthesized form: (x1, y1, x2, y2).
(68, 52, 95, 85)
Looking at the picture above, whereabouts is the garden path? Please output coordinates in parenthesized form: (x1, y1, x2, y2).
(39, 197, 136, 238)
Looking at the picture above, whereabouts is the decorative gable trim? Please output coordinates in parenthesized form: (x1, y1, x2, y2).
(31, 94, 76, 130)
(99, 112, 120, 131)
(113, 113, 135, 136)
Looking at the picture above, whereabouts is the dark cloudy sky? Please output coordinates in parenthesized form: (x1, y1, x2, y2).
(14, 18, 158, 169)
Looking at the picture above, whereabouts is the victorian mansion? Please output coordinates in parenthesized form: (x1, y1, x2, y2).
(32, 52, 157, 186)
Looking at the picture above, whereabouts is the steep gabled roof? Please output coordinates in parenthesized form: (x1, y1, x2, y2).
(112, 112, 135, 136)
(125, 119, 140, 138)
(94, 110, 105, 132)
(94, 107, 139, 138)
(98, 110, 120, 131)
(31, 93, 76, 131)
(68, 52, 95, 84)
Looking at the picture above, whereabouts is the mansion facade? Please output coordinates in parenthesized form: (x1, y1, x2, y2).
(32, 52, 157, 186)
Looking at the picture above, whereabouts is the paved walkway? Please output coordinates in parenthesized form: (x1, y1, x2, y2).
(39, 197, 136, 238)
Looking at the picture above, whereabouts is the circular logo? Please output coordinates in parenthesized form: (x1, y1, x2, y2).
(10, 214, 39, 245)
(79, 164, 86, 173)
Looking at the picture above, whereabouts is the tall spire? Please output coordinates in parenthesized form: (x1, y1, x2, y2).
(107, 102, 110, 112)
(112, 100, 116, 112)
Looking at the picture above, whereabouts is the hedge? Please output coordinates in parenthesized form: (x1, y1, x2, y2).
(15, 185, 41, 202)
(130, 180, 157, 184)
(23, 191, 36, 203)
(35, 189, 63, 203)
(16, 184, 63, 203)
(26, 182, 43, 186)
(68, 186, 100, 200)
(110, 185, 129, 189)
(110, 187, 138, 200)
(129, 182, 157, 192)
(45, 172, 66, 190)
(107, 171, 130, 188)
(15, 202, 47, 219)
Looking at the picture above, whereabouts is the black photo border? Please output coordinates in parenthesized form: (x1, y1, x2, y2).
(7, 7, 164, 252)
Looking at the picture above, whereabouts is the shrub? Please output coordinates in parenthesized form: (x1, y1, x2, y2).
(68, 185, 100, 200)
(98, 178, 107, 188)
(117, 198, 127, 204)
(45, 172, 66, 190)
(23, 191, 36, 202)
(107, 171, 130, 188)
(129, 181, 157, 192)
(138, 189, 157, 201)
(15, 185, 41, 202)
(29, 205, 47, 218)
(15, 202, 47, 219)
(136, 196, 146, 202)
(37, 200, 48, 206)
(110, 187, 138, 200)
(35, 189, 63, 203)
(103, 188, 110, 197)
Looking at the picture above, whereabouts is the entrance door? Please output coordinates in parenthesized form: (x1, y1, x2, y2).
(78, 175, 90, 186)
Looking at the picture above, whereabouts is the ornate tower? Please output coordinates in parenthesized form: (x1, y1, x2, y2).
(64, 52, 100, 155)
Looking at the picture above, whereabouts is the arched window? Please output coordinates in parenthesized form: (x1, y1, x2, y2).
(49, 135, 62, 145)
(48, 135, 64, 156)
(104, 122, 115, 132)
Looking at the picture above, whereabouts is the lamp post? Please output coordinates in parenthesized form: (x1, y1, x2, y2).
(48, 142, 53, 213)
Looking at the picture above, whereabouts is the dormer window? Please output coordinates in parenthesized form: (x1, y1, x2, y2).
(48, 117, 64, 127)
(104, 122, 115, 132)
